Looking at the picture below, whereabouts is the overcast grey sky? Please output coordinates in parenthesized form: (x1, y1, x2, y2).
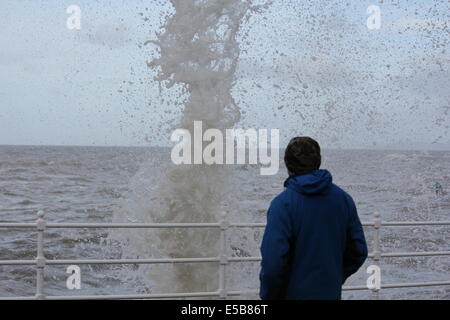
(0, 0, 448, 150)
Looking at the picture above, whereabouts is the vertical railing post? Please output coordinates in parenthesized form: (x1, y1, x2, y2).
(219, 219, 229, 299)
(36, 210, 46, 300)
(371, 211, 381, 300)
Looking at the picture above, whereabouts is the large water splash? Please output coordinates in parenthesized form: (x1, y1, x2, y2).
(111, 0, 269, 294)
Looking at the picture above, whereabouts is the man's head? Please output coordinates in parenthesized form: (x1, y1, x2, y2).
(284, 137, 321, 176)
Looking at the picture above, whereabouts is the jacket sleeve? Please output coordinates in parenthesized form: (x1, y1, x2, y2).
(259, 199, 292, 300)
(342, 195, 368, 284)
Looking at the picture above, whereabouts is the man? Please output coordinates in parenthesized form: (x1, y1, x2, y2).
(259, 137, 368, 300)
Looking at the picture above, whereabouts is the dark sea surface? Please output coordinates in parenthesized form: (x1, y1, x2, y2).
(0, 145, 448, 299)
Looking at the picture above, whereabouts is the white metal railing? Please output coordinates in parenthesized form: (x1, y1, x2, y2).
(0, 211, 449, 300)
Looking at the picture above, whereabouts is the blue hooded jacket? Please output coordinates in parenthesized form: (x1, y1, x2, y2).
(259, 169, 368, 300)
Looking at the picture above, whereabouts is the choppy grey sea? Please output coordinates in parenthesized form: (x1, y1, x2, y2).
(0, 145, 448, 299)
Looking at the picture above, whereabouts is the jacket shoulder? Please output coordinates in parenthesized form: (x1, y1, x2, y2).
(330, 183, 353, 200)
(270, 189, 290, 206)
(330, 184, 358, 220)
(268, 188, 296, 216)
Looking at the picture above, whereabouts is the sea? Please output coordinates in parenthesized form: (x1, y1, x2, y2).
(0, 145, 448, 299)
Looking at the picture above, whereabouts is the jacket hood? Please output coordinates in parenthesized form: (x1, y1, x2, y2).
(284, 169, 332, 195)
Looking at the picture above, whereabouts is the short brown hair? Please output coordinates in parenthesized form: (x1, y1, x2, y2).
(284, 137, 321, 175)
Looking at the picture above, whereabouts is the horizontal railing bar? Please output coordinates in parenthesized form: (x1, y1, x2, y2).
(0, 222, 224, 229)
(228, 223, 266, 228)
(48, 291, 222, 300)
(381, 221, 450, 226)
(367, 251, 450, 258)
(47, 222, 222, 228)
(0, 258, 220, 266)
(0, 260, 35, 265)
(0, 291, 222, 300)
(0, 257, 260, 266)
(1, 220, 449, 229)
(380, 251, 450, 258)
(227, 290, 259, 296)
(0, 223, 37, 228)
(46, 257, 220, 265)
(2, 280, 449, 300)
(2, 250, 449, 266)
(380, 280, 450, 289)
(0, 296, 36, 300)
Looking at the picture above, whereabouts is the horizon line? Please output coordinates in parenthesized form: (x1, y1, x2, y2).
(0, 143, 449, 152)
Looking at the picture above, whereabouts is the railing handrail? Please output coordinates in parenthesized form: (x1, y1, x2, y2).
(1, 220, 449, 229)
(0, 211, 449, 300)
(1, 250, 450, 267)
(1, 280, 450, 300)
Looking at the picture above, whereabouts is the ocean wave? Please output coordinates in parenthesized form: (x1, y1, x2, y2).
(15, 200, 36, 206)
(66, 176, 93, 183)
